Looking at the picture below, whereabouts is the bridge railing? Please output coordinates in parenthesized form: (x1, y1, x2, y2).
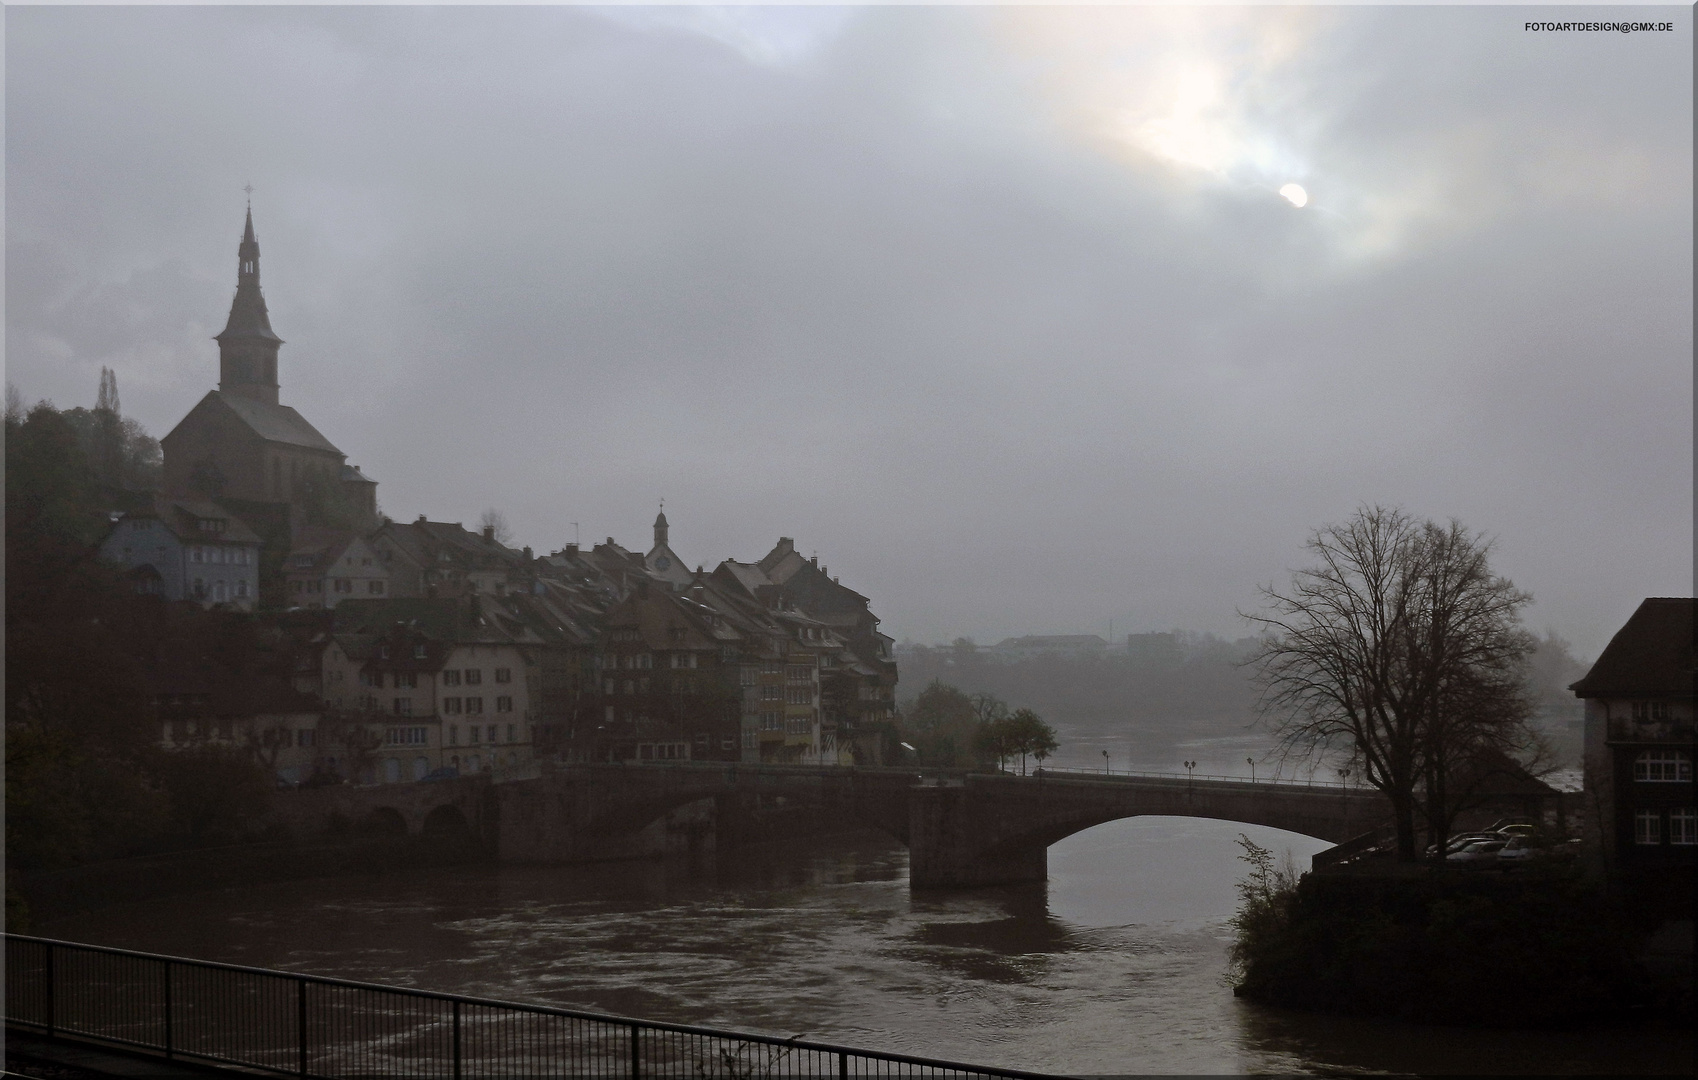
(4, 935, 1058, 1080)
(551, 759, 1365, 791)
(1025, 766, 1360, 790)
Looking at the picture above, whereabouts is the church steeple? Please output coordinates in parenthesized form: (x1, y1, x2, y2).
(654, 506, 670, 549)
(215, 205, 284, 405)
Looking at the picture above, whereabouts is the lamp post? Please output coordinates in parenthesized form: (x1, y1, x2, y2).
(1248, 757, 1256, 784)
(1184, 759, 1196, 781)
(1102, 749, 1110, 775)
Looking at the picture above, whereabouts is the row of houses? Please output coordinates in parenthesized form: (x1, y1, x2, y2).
(117, 507, 899, 784)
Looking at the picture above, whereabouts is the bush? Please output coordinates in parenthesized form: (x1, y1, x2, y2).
(1228, 846, 1650, 1026)
(156, 746, 272, 843)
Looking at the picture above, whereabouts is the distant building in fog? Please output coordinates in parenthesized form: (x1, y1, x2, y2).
(986, 634, 1109, 662)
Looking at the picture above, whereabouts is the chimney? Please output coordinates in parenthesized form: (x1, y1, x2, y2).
(416, 514, 427, 524)
(566, 543, 579, 557)
(483, 525, 495, 543)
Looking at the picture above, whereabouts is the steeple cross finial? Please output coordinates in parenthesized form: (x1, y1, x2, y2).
(243, 183, 255, 201)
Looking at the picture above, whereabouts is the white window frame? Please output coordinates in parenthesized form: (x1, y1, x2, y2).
(1671, 808, 1696, 847)
(1634, 751, 1693, 782)
(1634, 809, 1662, 846)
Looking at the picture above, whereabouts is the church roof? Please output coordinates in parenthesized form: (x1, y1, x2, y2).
(209, 391, 343, 454)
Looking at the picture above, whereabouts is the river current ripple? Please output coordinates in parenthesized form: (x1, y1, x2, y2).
(40, 816, 1692, 1076)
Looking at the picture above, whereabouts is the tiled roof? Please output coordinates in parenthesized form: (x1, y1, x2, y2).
(143, 497, 263, 545)
(212, 392, 343, 454)
(1570, 598, 1696, 698)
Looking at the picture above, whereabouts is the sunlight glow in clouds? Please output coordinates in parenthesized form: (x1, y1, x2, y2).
(1279, 183, 1308, 208)
(1000, 8, 1319, 184)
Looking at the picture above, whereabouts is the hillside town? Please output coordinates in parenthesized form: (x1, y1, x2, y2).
(94, 209, 899, 784)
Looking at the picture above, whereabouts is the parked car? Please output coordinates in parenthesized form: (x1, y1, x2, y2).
(1446, 838, 1508, 867)
(1494, 823, 1536, 839)
(1426, 832, 1500, 859)
(1496, 836, 1540, 868)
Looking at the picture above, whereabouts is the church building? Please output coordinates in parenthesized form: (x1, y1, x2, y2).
(644, 507, 694, 589)
(161, 208, 377, 527)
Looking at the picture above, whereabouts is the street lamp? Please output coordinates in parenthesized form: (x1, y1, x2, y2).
(1248, 757, 1256, 783)
(1102, 749, 1110, 775)
(1184, 759, 1196, 781)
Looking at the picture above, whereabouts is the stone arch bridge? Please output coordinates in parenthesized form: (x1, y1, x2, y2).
(270, 763, 1388, 888)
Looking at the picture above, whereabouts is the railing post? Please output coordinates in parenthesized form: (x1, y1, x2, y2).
(163, 962, 174, 1059)
(44, 943, 56, 1038)
(838, 1049, 849, 1080)
(297, 976, 308, 1077)
(629, 1022, 640, 1080)
(452, 999, 462, 1080)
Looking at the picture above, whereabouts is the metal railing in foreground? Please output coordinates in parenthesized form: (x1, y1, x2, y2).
(5, 935, 1059, 1079)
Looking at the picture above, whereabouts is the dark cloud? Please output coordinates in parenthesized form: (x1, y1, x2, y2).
(6, 5, 1689, 654)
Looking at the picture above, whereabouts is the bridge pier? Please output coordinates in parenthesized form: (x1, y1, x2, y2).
(908, 785, 1048, 888)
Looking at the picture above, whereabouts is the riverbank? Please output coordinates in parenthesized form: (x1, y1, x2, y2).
(7, 831, 486, 930)
(1231, 863, 1691, 1026)
(7, 793, 867, 930)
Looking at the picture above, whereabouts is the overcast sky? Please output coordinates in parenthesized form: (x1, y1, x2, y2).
(7, 5, 1691, 655)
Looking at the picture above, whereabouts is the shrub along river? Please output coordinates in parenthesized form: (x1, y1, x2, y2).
(37, 812, 1690, 1076)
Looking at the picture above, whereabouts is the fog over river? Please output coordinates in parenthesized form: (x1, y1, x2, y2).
(41, 815, 1688, 1076)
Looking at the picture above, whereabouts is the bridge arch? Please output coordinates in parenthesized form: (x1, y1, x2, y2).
(979, 806, 1338, 865)
(907, 775, 1385, 888)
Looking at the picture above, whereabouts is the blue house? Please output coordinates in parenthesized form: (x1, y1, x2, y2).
(99, 498, 263, 609)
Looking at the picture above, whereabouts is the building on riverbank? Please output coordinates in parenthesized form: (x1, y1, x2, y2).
(1573, 597, 1695, 914)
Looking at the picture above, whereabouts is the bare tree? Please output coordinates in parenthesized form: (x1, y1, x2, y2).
(1245, 507, 1537, 860)
(480, 508, 514, 546)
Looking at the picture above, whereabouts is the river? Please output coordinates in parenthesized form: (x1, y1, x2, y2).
(37, 812, 1689, 1076)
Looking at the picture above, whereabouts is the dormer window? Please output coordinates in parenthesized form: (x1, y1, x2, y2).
(197, 518, 227, 533)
